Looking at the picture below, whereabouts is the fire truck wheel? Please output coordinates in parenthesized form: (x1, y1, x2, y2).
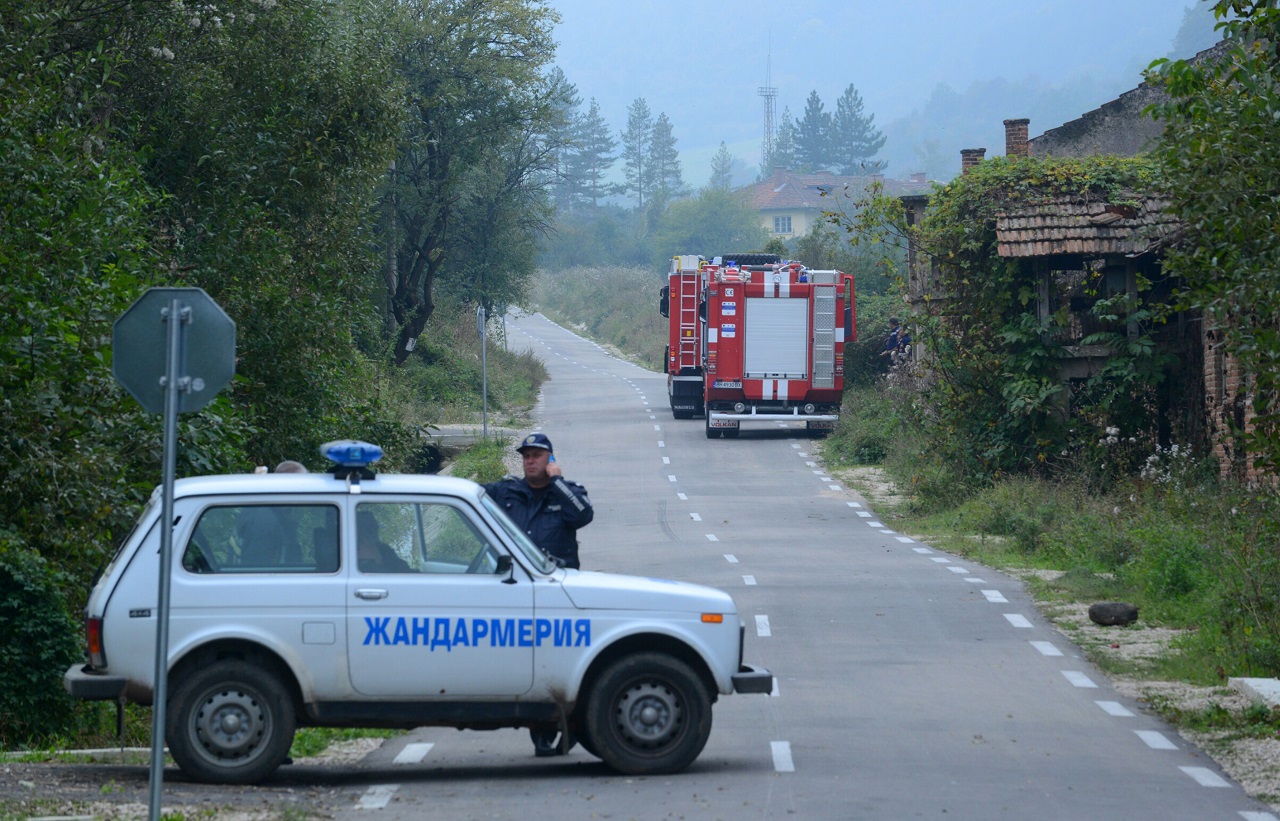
(673, 409, 694, 420)
(167, 659, 296, 784)
(583, 652, 712, 775)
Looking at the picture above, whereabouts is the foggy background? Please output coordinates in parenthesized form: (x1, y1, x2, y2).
(547, 0, 1222, 184)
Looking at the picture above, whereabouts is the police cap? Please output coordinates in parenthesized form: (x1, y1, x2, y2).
(516, 433, 553, 455)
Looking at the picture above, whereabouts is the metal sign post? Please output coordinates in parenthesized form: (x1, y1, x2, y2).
(113, 288, 235, 821)
(477, 304, 488, 441)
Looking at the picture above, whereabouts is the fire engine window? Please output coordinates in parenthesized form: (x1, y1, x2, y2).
(183, 505, 339, 574)
(357, 502, 499, 575)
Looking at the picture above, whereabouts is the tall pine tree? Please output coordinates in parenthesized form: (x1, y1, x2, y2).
(565, 97, 616, 214)
(794, 90, 832, 172)
(620, 97, 654, 208)
(831, 83, 886, 174)
(543, 67, 581, 212)
(709, 142, 734, 191)
(648, 112, 685, 205)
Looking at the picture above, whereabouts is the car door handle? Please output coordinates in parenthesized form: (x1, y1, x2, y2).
(354, 589, 389, 600)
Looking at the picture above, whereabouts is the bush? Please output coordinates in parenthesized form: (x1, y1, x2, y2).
(0, 538, 82, 747)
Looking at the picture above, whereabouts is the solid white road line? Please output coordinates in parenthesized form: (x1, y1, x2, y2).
(393, 742, 434, 764)
(771, 740, 795, 772)
(1096, 701, 1135, 717)
(755, 615, 771, 636)
(1136, 730, 1177, 750)
(1180, 766, 1231, 787)
(357, 784, 400, 809)
(1004, 614, 1033, 628)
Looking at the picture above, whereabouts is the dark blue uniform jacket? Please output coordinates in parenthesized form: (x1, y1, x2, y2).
(482, 476, 593, 569)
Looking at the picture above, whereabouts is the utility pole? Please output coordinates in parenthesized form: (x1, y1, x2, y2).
(758, 43, 777, 171)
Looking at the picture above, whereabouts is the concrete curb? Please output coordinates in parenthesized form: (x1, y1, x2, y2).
(1229, 677, 1280, 707)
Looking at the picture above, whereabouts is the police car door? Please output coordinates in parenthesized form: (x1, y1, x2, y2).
(345, 497, 534, 696)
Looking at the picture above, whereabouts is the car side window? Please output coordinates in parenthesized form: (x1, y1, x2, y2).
(357, 501, 498, 574)
(184, 504, 339, 574)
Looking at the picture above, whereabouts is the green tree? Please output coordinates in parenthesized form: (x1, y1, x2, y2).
(767, 107, 798, 173)
(648, 112, 686, 206)
(1149, 0, 1280, 473)
(543, 67, 582, 213)
(708, 142, 734, 191)
(831, 83, 886, 174)
(649, 189, 767, 264)
(566, 98, 618, 214)
(794, 90, 832, 172)
(621, 97, 654, 208)
(386, 0, 559, 364)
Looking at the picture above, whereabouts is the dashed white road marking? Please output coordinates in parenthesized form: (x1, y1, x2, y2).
(1030, 641, 1063, 656)
(770, 679, 781, 697)
(946, 565, 967, 574)
(856, 511, 872, 518)
(1180, 766, 1230, 787)
(743, 575, 757, 585)
(724, 554, 739, 563)
(706, 534, 719, 542)
(654, 424, 662, 431)
(649, 415, 655, 419)
(828, 485, 842, 491)
(771, 740, 795, 772)
(357, 784, 400, 809)
(662, 456, 670, 464)
(677, 492, 688, 500)
(1062, 670, 1098, 688)
(913, 547, 933, 554)
(755, 615, 772, 637)
(668, 475, 677, 482)
(965, 577, 986, 583)
(690, 512, 702, 521)
(982, 590, 1008, 603)
(791, 444, 802, 449)
(1004, 613, 1033, 628)
(847, 502, 863, 508)
(1240, 812, 1280, 820)
(1096, 701, 1135, 717)
(393, 742, 434, 764)
(930, 557, 951, 564)
(867, 521, 884, 528)
(811, 469, 824, 475)
(658, 440, 665, 448)
(1136, 730, 1177, 750)
(896, 536, 914, 543)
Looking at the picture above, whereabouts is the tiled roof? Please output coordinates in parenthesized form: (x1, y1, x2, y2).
(746, 168, 932, 211)
(995, 195, 1179, 258)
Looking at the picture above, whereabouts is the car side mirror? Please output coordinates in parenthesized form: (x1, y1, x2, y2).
(496, 554, 516, 584)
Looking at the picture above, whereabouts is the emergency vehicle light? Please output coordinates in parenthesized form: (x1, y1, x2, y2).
(320, 439, 384, 468)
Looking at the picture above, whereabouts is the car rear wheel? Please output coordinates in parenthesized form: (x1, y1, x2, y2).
(167, 659, 295, 784)
(583, 653, 711, 775)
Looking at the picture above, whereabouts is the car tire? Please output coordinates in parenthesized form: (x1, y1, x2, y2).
(583, 653, 712, 775)
(166, 659, 296, 785)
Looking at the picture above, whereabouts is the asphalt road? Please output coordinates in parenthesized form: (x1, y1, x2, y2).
(315, 312, 1275, 820)
(13, 312, 1274, 820)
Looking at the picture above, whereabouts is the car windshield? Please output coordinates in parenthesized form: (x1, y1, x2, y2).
(480, 493, 558, 574)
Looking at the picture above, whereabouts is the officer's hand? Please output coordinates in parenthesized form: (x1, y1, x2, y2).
(547, 459, 563, 478)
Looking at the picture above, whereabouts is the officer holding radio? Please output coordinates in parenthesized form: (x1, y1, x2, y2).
(483, 432, 593, 757)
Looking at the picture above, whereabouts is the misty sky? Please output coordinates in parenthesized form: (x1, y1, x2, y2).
(547, 0, 1205, 183)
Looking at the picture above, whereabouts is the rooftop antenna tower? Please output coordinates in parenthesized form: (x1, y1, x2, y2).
(758, 41, 777, 171)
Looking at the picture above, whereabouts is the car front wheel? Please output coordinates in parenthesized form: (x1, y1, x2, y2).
(583, 653, 711, 775)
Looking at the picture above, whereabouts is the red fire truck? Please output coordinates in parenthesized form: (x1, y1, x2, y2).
(659, 254, 855, 438)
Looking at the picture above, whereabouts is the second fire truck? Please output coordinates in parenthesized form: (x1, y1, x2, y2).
(659, 254, 855, 438)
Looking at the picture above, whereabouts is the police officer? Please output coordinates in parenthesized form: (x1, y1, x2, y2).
(483, 432, 593, 756)
(483, 433, 593, 570)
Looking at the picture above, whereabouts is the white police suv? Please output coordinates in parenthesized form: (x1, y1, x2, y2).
(64, 441, 773, 784)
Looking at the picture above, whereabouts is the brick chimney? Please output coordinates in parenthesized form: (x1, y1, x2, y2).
(1004, 118, 1030, 158)
(961, 148, 987, 175)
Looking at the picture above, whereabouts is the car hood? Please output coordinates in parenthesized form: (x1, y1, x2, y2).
(559, 571, 737, 614)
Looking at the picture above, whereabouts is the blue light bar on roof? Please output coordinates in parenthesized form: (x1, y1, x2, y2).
(320, 440, 384, 468)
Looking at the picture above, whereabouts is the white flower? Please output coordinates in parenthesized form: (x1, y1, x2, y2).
(1113, 506, 1121, 514)
(1106, 426, 1119, 436)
